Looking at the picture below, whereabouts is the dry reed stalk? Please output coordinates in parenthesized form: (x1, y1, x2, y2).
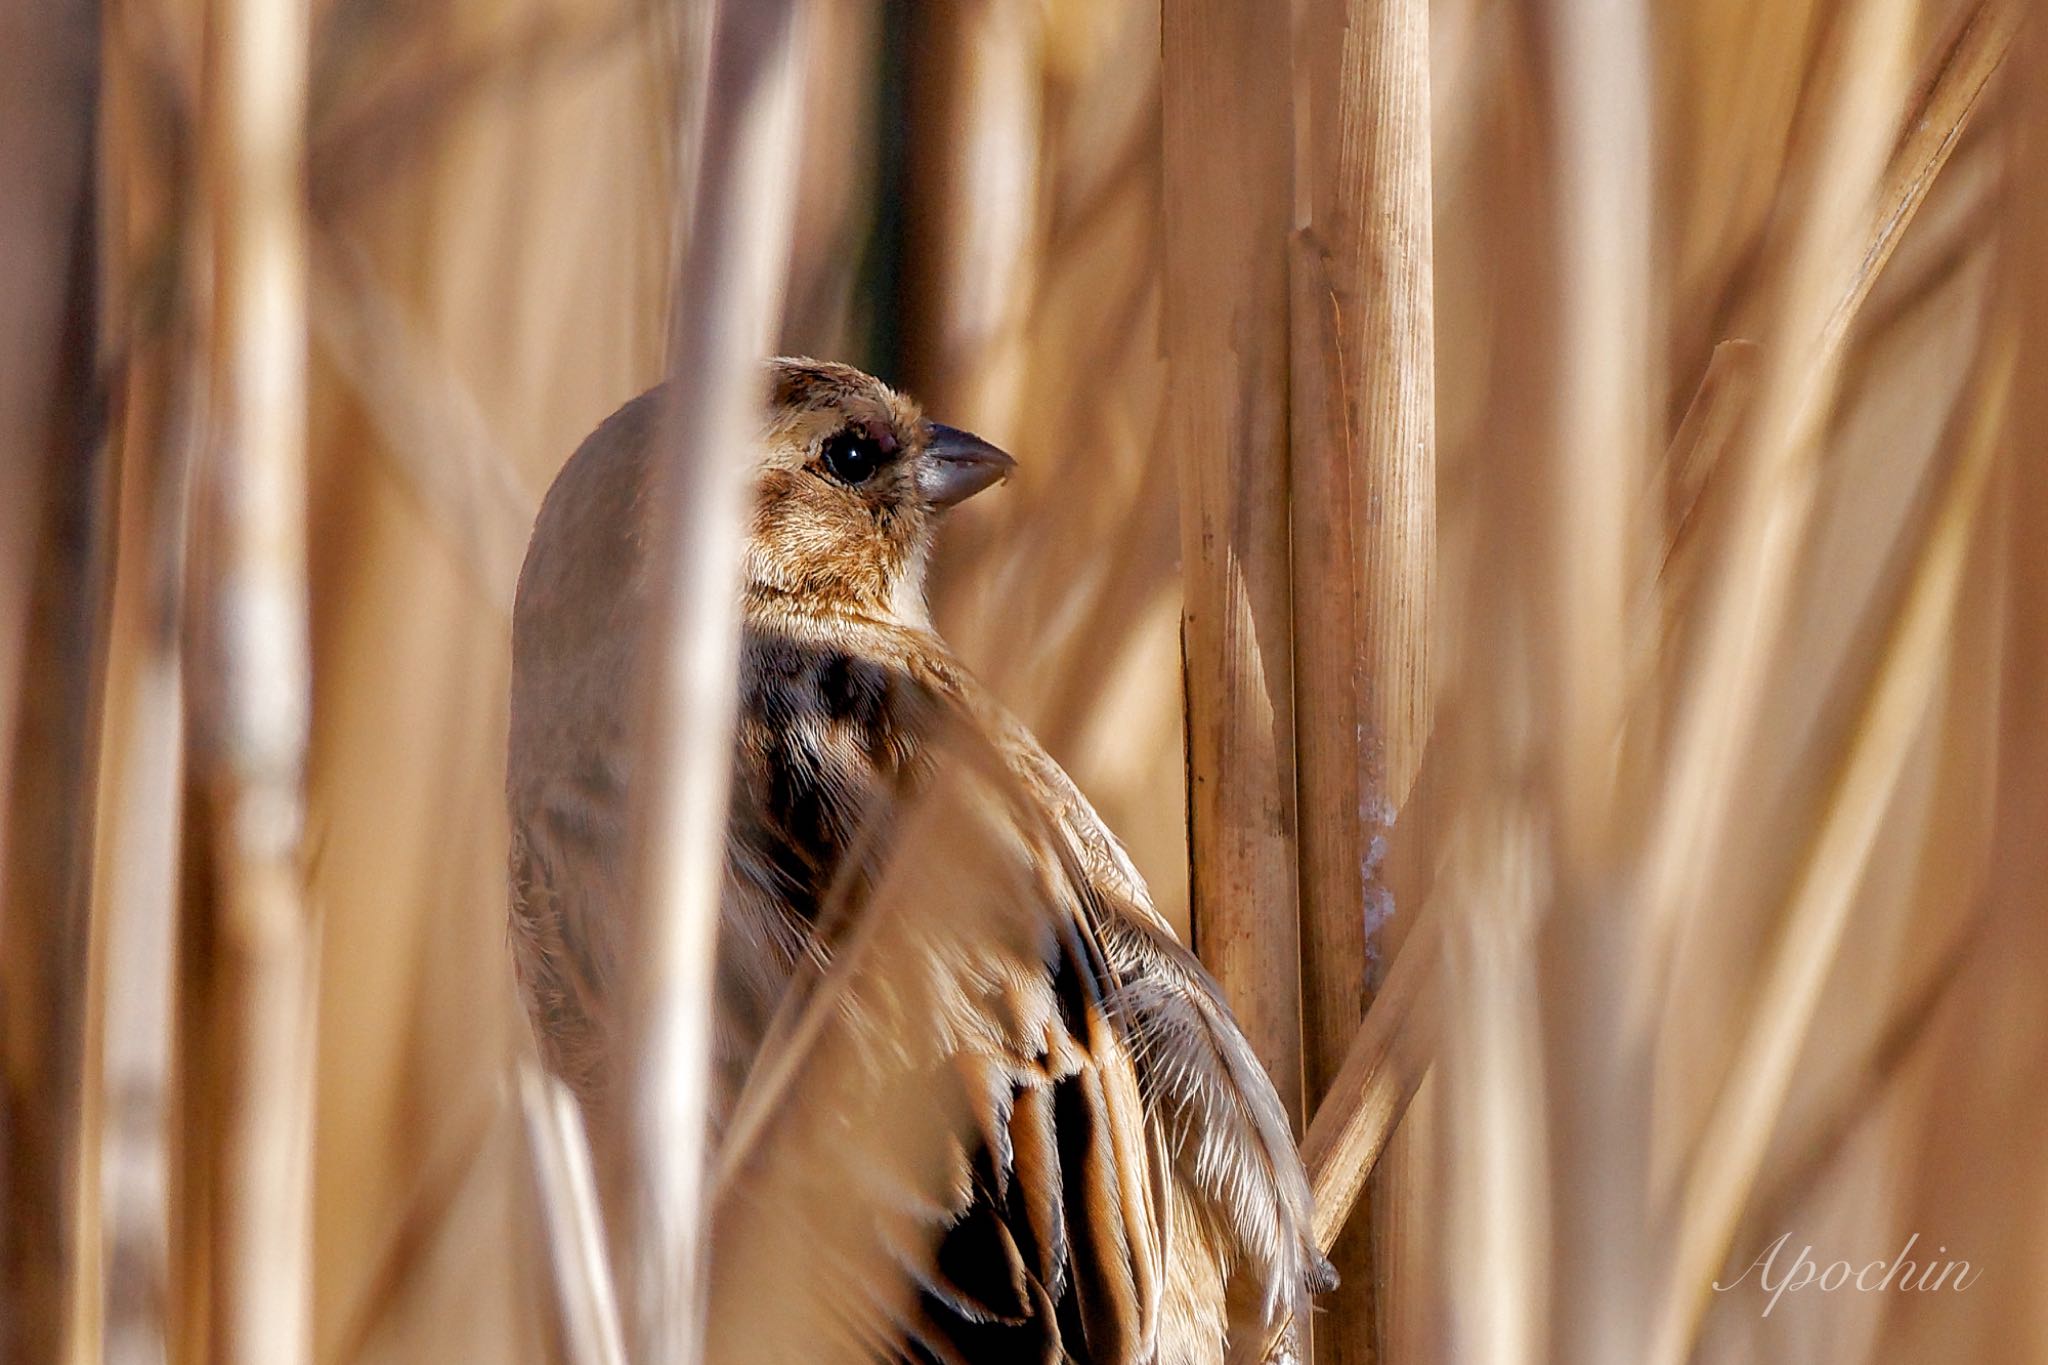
(90, 354, 198, 1365)
(898, 0, 1042, 428)
(1285, 0, 1436, 1349)
(1628, 0, 1926, 1001)
(0, 8, 102, 1357)
(305, 5, 651, 224)
(307, 232, 535, 616)
(1532, 4, 1664, 1358)
(1537, 0, 1655, 865)
(1, 410, 109, 1365)
(1300, 898, 1439, 1252)
(1649, 333, 2012, 1365)
(1659, 0, 2013, 633)
(1732, 900, 1985, 1257)
(1822, 0, 2015, 368)
(1298, 0, 2012, 1223)
(1160, 0, 1306, 1125)
(1438, 812, 1549, 1365)
(1918, 50, 2048, 1356)
(517, 1065, 627, 1365)
(612, 4, 808, 1360)
(1284, 0, 1437, 1035)
(0, 0, 99, 930)
(1657, 340, 1761, 598)
(195, 0, 316, 1357)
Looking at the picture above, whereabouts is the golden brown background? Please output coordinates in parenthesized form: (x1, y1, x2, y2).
(5, 0, 2046, 1361)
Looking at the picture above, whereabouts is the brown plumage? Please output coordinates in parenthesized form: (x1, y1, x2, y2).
(507, 358, 1332, 1363)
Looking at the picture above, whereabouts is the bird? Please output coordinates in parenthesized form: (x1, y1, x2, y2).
(506, 357, 1333, 1363)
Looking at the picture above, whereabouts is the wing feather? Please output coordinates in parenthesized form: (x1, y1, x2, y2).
(706, 724, 1163, 1364)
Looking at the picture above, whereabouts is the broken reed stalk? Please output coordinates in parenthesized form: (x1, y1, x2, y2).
(1159, 0, 1306, 1126)
(1286, 0, 1435, 1353)
(197, 0, 317, 1357)
(1296, 0, 2013, 1252)
(615, 4, 808, 1362)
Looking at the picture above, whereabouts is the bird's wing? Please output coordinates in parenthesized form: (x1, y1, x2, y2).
(707, 721, 1164, 1364)
(508, 761, 630, 1116)
(1100, 914, 1334, 1363)
(994, 722, 1335, 1362)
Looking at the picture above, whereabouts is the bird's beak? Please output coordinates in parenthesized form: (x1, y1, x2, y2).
(918, 423, 1016, 508)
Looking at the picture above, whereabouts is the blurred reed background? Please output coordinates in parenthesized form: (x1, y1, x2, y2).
(3, 0, 2046, 1361)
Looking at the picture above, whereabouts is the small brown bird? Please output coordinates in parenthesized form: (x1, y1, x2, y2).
(507, 359, 1332, 1363)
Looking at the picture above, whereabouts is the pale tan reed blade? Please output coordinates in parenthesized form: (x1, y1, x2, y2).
(1438, 812, 1550, 1365)
(1297, 0, 2012, 1244)
(1822, 0, 2017, 370)
(610, 5, 808, 1363)
(1659, 340, 1762, 600)
(1732, 905, 1987, 1259)
(1657, 0, 2014, 625)
(1649, 338, 2013, 1365)
(1629, 0, 1918, 1006)
(1538, 0, 1657, 868)
(895, 3, 1044, 428)
(197, 0, 318, 1357)
(1300, 898, 1441, 1255)
(93, 425, 195, 1365)
(1160, 0, 1308, 1127)
(316, 1108, 504, 1365)
(308, 233, 537, 617)
(517, 1064, 628, 1365)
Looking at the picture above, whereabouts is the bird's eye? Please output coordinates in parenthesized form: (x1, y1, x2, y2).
(819, 429, 888, 485)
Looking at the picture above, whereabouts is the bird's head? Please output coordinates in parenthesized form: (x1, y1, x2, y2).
(747, 358, 1014, 624)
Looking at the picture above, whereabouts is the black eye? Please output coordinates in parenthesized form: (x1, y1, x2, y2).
(820, 429, 888, 485)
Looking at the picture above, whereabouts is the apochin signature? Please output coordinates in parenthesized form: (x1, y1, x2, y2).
(1715, 1232, 1981, 1317)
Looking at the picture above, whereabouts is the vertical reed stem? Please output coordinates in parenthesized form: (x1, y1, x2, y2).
(198, 0, 315, 1356)
(616, 4, 808, 1361)
(1288, 0, 1437, 1353)
(1160, 0, 1307, 1125)
(0, 5, 102, 1355)
(92, 341, 193, 1365)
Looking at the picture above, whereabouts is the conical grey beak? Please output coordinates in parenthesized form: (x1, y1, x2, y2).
(918, 422, 1016, 507)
